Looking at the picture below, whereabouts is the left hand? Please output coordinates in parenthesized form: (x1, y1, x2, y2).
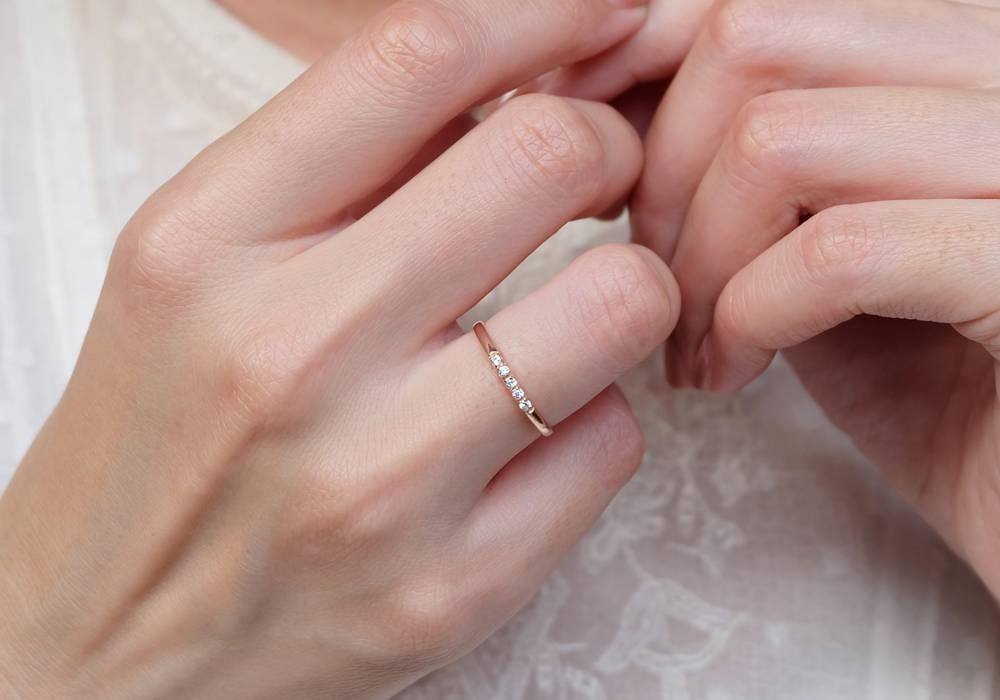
(566, 0, 1000, 599)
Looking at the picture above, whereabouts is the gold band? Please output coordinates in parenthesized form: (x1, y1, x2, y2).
(473, 322, 553, 437)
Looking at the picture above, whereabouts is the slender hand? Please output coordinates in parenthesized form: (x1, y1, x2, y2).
(0, 1, 681, 698)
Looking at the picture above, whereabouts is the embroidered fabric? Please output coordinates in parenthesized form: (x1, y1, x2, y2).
(1, 1, 996, 697)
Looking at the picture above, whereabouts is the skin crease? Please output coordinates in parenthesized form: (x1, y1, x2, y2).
(0, 1, 688, 698)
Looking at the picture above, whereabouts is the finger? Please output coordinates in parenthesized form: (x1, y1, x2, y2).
(596, 81, 669, 221)
(668, 87, 1000, 382)
(535, 0, 715, 101)
(700, 199, 1000, 393)
(154, 0, 650, 245)
(404, 243, 678, 504)
(305, 96, 644, 341)
(463, 386, 642, 610)
(630, 0, 1000, 260)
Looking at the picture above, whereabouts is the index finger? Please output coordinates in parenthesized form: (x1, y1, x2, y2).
(152, 0, 650, 245)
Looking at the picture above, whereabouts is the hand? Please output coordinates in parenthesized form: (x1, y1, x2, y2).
(0, 1, 680, 698)
(628, 0, 1000, 598)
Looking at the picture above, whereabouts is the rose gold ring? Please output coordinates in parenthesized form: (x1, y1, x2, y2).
(473, 321, 553, 437)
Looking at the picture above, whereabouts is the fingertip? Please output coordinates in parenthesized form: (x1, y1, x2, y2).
(695, 331, 775, 394)
(554, 384, 644, 494)
(571, 98, 644, 162)
(597, 386, 646, 486)
(630, 243, 681, 336)
(563, 98, 645, 218)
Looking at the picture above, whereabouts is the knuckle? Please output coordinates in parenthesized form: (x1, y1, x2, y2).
(706, 0, 791, 64)
(385, 578, 471, 665)
(356, 1, 472, 96)
(800, 208, 886, 288)
(570, 244, 676, 373)
(215, 290, 382, 428)
(729, 92, 816, 183)
(113, 193, 218, 314)
(495, 94, 607, 202)
(218, 320, 314, 425)
(281, 476, 401, 570)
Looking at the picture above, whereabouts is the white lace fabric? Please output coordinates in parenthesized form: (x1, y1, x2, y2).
(1, 2, 997, 698)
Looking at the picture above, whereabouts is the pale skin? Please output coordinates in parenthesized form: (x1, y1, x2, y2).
(4, 0, 1000, 697)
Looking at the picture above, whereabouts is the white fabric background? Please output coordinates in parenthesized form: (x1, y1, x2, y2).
(1, 1, 997, 697)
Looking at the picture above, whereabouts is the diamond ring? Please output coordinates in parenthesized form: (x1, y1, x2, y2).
(473, 322, 553, 437)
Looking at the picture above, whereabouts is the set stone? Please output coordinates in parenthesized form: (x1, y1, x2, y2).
(486, 350, 535, 413)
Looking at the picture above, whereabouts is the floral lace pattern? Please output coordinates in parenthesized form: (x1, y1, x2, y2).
(1, 2, 997, 697)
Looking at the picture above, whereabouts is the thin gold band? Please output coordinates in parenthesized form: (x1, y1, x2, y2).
(473, 322, 553, 437)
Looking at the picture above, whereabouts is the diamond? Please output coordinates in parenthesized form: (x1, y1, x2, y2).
(518, 399, 533, 412)
(512, 388, 526, 401)
(504, 377, 518, 389)
(498, 365, 511, 378)
(490, 352, 503, 367)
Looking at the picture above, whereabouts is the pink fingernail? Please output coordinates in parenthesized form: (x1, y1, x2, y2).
(691, 337, 713, 392)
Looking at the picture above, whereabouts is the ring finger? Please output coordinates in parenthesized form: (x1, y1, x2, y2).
(406, 241, 678, 506)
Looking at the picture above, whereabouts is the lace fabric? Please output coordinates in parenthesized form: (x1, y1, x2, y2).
(1, 2, 996, 697)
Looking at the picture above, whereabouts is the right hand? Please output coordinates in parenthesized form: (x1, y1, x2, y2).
(0, 1, 680, 698)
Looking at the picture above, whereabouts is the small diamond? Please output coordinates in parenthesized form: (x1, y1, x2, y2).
(504, 377, 518, 389)
(498, 365, 511, 378)
(512, 388, 526, 401)
(489, 352, 503, 367)
(519, 399, 533, 412)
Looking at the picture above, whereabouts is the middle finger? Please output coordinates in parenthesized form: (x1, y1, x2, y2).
(165, 0, 651, 245)
(296, 95, 644, 344)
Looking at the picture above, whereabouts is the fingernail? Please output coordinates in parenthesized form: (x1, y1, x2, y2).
(691, 336, 713, 392)
(476, 88, 519, 120)
(591, 2, 648, 54)
(528, 69, 561, 95)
